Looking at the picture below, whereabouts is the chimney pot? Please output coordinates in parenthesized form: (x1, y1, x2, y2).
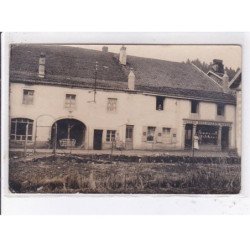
(212, 59, 224, 75)
(128, 69, 135, 90)
(119, 45, 127, 65)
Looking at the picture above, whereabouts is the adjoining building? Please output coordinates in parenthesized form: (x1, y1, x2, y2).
(9, 45, 237, 152)
(229, 70, 242, 156)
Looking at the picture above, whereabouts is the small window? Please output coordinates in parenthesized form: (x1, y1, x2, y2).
(163, 127, 171, 137)
(107, 98, 117, 112)
(10, 118, 33, 141)
(156, 96, 165, 110)
(65, 94, 76, 108)
(147, 127, 156, 141)
(106, 130, 116, 142)
(191, 100, 199, 113)
(22, 90, 34, 105)
(217, 104, 225, 116)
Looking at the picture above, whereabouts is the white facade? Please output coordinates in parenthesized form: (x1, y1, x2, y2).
(10, 82, 236, 151)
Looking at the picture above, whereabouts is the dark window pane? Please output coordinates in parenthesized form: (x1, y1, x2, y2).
(156, 96, 164, 110)
(191, 100, 199, 113)
(16, 123, 27, 135)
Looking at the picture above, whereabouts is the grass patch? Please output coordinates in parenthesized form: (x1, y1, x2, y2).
(9, 155, 241, 194)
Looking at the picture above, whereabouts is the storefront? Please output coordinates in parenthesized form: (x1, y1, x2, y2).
(183, 119, 232, 151)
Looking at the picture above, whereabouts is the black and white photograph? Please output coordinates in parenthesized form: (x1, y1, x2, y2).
(1, 0, 250, 248)
(8, 43, 242, 194)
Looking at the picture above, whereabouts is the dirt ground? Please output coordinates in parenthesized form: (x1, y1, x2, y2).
(9, 154, 241, 194)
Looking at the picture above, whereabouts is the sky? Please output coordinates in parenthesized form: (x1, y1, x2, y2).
(71, 45, 242, 70)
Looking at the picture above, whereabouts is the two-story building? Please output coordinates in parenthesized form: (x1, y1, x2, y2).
(9, 45, 236, 152)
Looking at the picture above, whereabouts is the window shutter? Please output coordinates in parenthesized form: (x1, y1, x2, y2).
(142, 126, 147, 142)
(156, 127, 163, 143)
(171, 128, 177, 143)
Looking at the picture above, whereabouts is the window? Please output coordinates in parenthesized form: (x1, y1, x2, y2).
(107, 98, 117, 112)
(10, 118, 33, 141)
(191, 100, 199, 113)
(217, 104, 225, 116)
(22, 90, 34, 105)
(65, 94, 76, 109)
(197, 125, 218, 145)
(156, 96, 165, 110)
(106, 130, 116, 142)
(147, 127, 156, 141)
(163, 127, 171, 137)
(126, 125, 133, 139)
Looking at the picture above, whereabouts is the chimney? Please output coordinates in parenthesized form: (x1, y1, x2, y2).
(102, 46, 108, 53)
(212, 59, 224, 75)
(222, 71, 229, 92)
(38, 53, 46, 78)
(128, 69, 135, 90)
(119, 45, 127, 65)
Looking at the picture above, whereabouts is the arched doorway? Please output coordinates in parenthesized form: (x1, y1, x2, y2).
(51, 119, 86, 148)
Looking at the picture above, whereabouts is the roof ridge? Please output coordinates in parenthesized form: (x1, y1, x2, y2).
(126, 53, 185, 65)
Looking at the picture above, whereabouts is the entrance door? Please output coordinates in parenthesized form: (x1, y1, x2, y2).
(93, 130, 103, 150)
(221, 127, 229, 151)
(185, 124, 193, 149)
(125, 125, 134, 149)
(51, 118, 85, 148)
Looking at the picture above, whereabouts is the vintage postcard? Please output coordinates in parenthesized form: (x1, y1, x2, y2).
(8, 43, 242, 194)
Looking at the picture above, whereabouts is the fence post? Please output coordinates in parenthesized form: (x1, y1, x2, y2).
(33, 119, 38, 154)
(53, 123, 57, 155)
(24, 123, 29, 157)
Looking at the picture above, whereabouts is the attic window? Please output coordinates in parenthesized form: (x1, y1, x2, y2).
(156, 96, 165, 111)
(191, 100, 199, 114)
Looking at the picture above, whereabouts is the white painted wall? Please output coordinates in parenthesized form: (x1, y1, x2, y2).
(10, 83, 236, 150)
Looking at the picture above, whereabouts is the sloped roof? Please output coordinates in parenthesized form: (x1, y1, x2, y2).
(9, 44, 235, 104)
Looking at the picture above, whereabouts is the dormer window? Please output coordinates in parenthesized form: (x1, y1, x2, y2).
(217, 103, 225, 116)
(156, 96, 165, 111)
(191, 100, 199, 114)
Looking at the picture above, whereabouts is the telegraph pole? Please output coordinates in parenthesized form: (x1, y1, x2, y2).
(94, 61, 98, 102)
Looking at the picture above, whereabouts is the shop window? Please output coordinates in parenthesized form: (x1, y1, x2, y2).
(10, 118, 33, 141)
(156, 96, 165, 111)
(191, 100, 199, 113)
(22, 89, 34, 105)
(217, 104, 225, 116)
(65, 94, 76, 109)
(197, 125, 218, 145)
(147, 126, 156, 141)
(107, 98, 117, 112)
(106, 130, 116, 142)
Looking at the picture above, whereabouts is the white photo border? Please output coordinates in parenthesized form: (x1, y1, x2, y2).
(1, 32, 250, 214)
